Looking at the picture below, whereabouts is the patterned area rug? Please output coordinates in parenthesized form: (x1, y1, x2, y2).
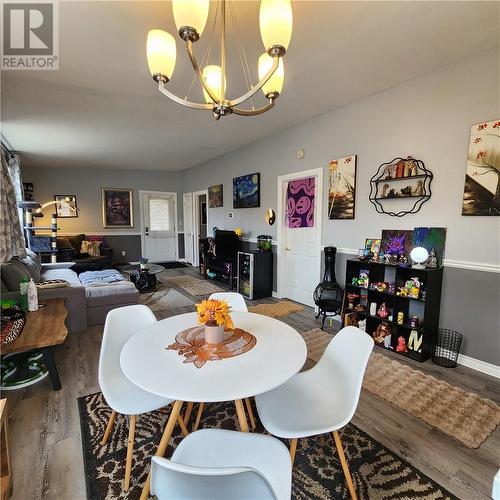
(78, 393, 455, 500)
(167, 275, 224, 296)
(302, 328, 500, 449)
(139, 287, 195, 312)
(248, 300, 304, 318)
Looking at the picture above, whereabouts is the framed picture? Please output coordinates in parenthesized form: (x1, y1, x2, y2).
(328, 155, 357, 219)
(233, 173, 260, 208)
(380, 229, 412, 256)
(54, 195, 78, 218)
(101, 188, 133, 228)
(364, 238, 381, 255)
(412, 227, 447, 267)
(462, 120, 500, 216)
(208, 184, 223, 208)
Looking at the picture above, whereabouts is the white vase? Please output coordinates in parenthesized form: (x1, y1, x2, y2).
(205, 324, 224, 344)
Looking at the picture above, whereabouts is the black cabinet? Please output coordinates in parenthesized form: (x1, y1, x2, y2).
(342, 259, 443, 362)
(237, 251, 273, 300)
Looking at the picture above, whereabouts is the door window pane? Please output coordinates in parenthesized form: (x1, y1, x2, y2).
(149, 198, 170, 231)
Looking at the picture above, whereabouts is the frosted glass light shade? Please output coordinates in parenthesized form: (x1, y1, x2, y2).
(259, 0, 293, 51)
(147, 30, 176, 80)
(410, 247, 429, 268)
(173, 0, 210, 36)
(202, 65, 225, 103)
(258, 53, 284, 96)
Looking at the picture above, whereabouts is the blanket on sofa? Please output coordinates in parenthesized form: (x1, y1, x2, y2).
(79, 270, 126, 287)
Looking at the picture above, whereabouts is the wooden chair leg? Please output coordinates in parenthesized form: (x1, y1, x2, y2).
(177, 415, 189, 437)
(183, 401, 194, 426)
(234, 399, 249, 432)
(289, 438, 298, 466)
(244, 398, 256, 430)
(140, 400, 184, 500)
(101, 410, 117, 446)
(193, 402, 205, 431)
(332, 431, 357, 500)
(123, 415, 137, 491)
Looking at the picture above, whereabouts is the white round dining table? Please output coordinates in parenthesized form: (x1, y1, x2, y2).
(121, 311, 307, 500)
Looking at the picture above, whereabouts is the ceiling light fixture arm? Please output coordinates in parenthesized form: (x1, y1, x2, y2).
(232, 95, 278, 116)
(157, 80, 212, 110)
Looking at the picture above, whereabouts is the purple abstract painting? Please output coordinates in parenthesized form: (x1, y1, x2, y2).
(286, 177, 315, 228)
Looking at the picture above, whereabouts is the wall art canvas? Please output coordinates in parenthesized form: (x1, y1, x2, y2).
(233, 173, 260, 208)
(380, 229, 412, 256)
(462, 120, 500, 216)
(364, 238, 381, 255)
(328, 155, 357, 219)
(412, 227, 447, 267)
(286, 177, 315, 228)
(208, 184, 223, 208)
(101, 188, 133, 228)
(54, 195, 78, 218)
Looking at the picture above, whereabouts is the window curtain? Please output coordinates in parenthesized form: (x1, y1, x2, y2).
(1, 148, 26, 263)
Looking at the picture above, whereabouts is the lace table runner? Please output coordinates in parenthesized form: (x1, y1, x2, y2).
(166, 325, 257, 368)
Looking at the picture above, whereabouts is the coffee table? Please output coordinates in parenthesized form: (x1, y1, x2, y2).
(122, 264, 165, 293)
(120, 311, 307, 498)
(1, 299, 68, 390)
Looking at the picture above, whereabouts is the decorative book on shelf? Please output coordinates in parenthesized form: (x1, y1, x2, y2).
(342, 258, 443, 362)
(369, 156, 433, 217)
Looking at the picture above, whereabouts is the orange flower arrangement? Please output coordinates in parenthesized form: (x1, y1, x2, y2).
(196, 299, 234, 330)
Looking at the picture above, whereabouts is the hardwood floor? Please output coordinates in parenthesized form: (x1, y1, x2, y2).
(3, 266, 499, 499)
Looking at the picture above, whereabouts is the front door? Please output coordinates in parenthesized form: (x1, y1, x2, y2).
(140, 191, 177, 262)
(278, 170, 323, 307)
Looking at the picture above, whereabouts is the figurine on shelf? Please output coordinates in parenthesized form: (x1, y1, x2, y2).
(396, 336, 408, 353)
(372, 250, 380, 262)
(383, 164, 394, 179)
(387, 282, 395, 294)
(373, 322, 391, 345)
(358, 270, 369, 288)
(387, 188, 397, 198)
(408, 277, 421, 298)
(377, 302, 389, 319)
(409, 162, 418, 176)
(382, 253, 392, 264)
(399, 253, 408, 266)
(401, 185, 412, 197)
(413, 180, 424, 196)
(358, 318, 367, 332)
(410, 315, 419, 328)
(426, 248, 439, 269)
(382, 183, 390, 197)
(354, 303, 366, 314)
(347, 292, 360, 309)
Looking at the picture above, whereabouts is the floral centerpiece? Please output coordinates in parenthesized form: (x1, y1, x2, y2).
(196, 299, 234, 344)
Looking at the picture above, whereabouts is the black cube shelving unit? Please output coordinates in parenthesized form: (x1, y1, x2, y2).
(342, 259, 443, 362)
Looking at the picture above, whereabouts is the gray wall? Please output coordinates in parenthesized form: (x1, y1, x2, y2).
(181, 48, 500, 366)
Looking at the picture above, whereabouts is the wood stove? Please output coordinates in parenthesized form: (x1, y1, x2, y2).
(313, 246, 344, 329)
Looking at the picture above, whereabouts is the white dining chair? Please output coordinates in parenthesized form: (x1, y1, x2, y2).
(209, 292, 248, 312)
(150, 429, 292, 500)
(99, 305, 185, 491)
(255, 326, 374, 500)
(197, 292, 255, 431)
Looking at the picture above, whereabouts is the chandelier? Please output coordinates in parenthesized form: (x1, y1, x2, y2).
(146, 0, 293, 119)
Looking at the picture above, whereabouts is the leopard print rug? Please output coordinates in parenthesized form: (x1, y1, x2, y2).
(78, 394, 455, 499)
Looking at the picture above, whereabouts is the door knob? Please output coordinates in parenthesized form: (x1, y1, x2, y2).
(285, 246, 291, 251)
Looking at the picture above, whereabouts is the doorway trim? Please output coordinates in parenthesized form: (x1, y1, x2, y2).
(276, 167, 323, 301)
(192, 189, 209, 267)
(139, 190, 179, 262)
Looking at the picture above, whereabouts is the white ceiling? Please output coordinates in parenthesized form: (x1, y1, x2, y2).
(2, 1, 499, 171)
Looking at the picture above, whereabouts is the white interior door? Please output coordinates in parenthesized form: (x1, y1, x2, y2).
(278, 169, 323, 307)
(183, 192, 194, 265)
(140, 191, 177, 262)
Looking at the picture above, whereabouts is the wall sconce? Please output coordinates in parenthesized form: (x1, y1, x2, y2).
(265, 208, 276, 225)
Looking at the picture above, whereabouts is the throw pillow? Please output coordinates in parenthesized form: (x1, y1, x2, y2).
(67, 234, 85, 254)
(81, 240, 101, 257)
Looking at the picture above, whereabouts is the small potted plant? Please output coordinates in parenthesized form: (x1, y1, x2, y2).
(139, 257, 149, 271)
(196, 299, 234, 344)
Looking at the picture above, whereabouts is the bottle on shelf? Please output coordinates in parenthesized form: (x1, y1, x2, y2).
(19, 276, 29, 311)
(27, 278, 39, 312)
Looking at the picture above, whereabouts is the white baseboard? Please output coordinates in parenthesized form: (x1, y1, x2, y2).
(272, 291, 280, 299)
(457, 354, 500, 379)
